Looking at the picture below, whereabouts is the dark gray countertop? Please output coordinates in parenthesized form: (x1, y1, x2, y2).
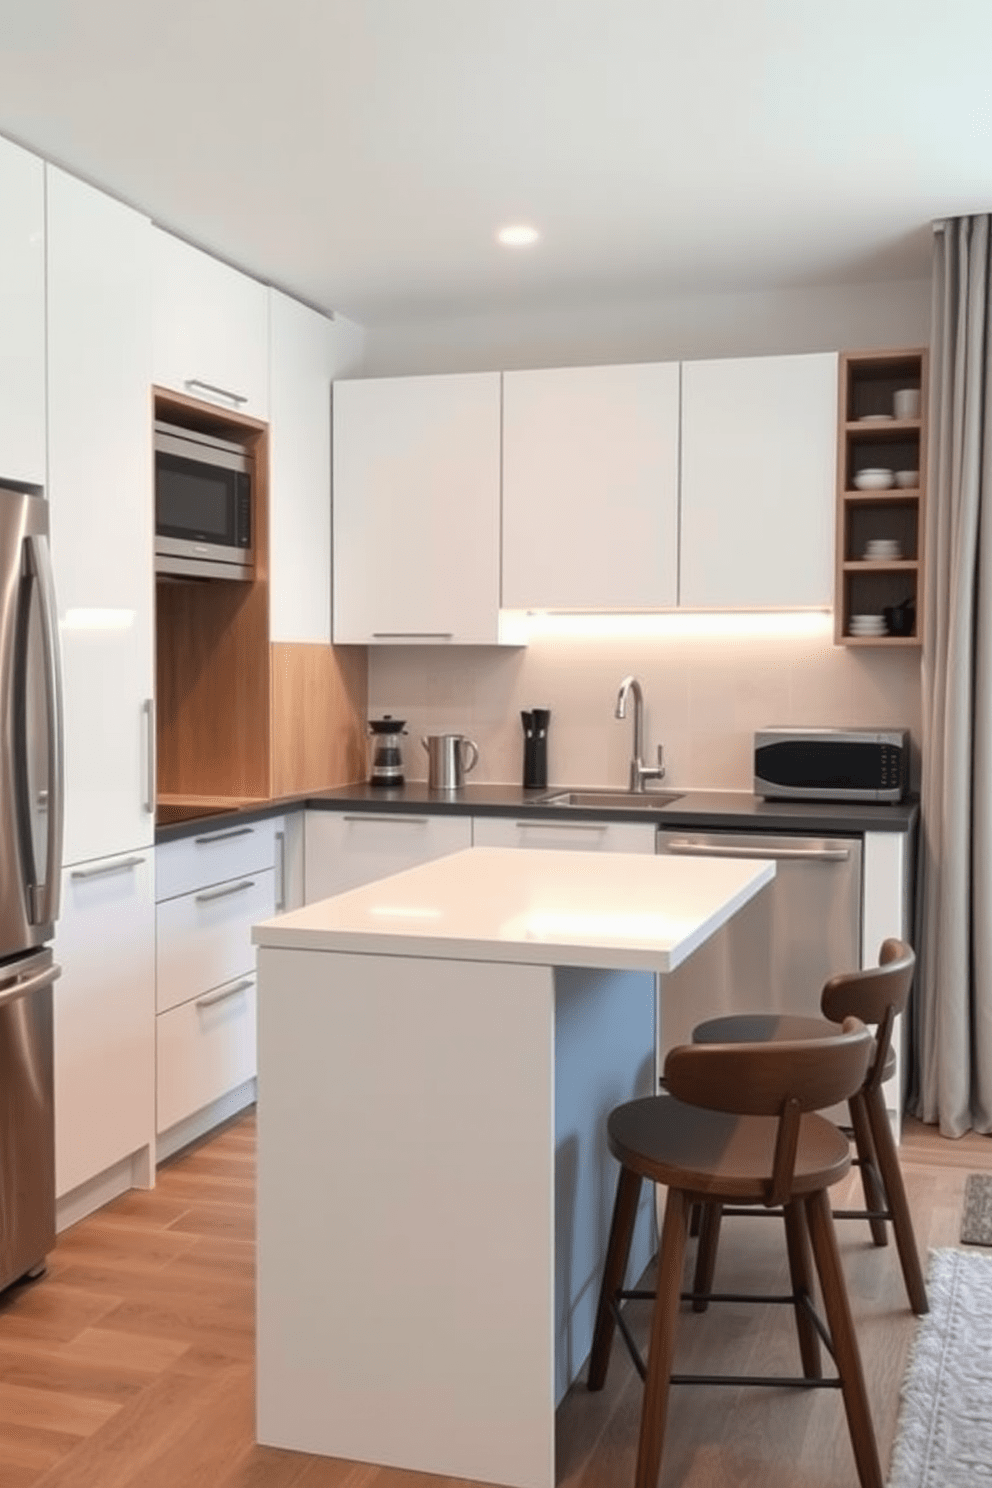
(155, 781, 919, 844)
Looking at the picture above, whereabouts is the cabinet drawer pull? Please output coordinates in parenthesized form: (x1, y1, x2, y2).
(194, 878, 256, 903)
(513, 820, 607, 832)
(195, 977, 254, 1010)
(183, 378, 248, 407)
(371, 632, 453, 640)
(71, 855, 146, 880)
(194, 825, 255, 845)
(342, 814, 431, 825)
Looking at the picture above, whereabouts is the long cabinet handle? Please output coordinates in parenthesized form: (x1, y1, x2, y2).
(143, 698, 156, 814)
(513, 820, 608, 832)
(371, 632, 454, 640)
(663, 840, 851, 862)
(195, 878, 256, 903)
(275, 829, 286, 911)
(342, 814, 431, 825)
(71, 855, 146, 881)
(195, 976, 255, 1010)
(183, 378, 248, 407)
(194, 825, 255, 845)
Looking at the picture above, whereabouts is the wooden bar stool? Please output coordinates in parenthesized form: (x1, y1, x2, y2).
(587, 1021, 882, 1488)
(691, 938, 927, 1317)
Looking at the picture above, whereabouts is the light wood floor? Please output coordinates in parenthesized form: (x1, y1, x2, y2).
(0, 1113, 989, 1488)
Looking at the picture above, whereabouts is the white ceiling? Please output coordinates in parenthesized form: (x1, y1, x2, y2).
(0, 0, 989, 328)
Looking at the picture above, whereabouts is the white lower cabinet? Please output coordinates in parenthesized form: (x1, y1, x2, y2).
(304, 810, 473, 901)
(471, 816, 656, 854)
(54, 850, 155, 1204)
(155, 818, 284, 1146)
(156, 978, 257, 1136)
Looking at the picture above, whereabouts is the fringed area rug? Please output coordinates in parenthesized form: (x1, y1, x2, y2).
(887, 1248, 992, 1486)
(961, 1173, 992, 1245)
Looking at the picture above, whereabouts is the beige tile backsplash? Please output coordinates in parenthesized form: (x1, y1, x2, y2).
(369, 633, 923, 792)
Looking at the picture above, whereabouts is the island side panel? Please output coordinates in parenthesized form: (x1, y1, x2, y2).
(554, 966, 657, 1404)
(256, 945, 557, 1488)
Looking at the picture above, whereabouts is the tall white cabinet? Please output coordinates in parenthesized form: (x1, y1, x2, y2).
(680, 353, 838, 609)
(0, 135, 46, 486)
(332, 372, 503, 644)
(46, 167, 156, 865)
(502, 362, 681, 611)
(269, 293, 364, 643)
(46, 167, 156, 1215)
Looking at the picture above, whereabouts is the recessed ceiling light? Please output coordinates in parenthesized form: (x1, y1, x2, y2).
(497, 223, 540, 248)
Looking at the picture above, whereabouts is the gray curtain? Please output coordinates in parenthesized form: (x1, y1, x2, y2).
(912, 213, 992, 1137)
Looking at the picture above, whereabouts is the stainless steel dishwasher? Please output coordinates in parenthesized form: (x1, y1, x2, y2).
(655, 828, 862, 1063)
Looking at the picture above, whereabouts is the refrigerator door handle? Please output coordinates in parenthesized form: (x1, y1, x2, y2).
(0, 958, 61, 1011)
(25, 534, 65, 926)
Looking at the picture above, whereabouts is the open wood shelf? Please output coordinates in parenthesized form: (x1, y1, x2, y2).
(834, 349, 928, 646)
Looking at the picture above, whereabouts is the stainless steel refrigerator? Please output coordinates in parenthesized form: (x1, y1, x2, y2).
(0, 484, 63, 1292)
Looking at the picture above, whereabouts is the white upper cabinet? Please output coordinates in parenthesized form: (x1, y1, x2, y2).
(680, 352, 838, 609)
(502, 362, 680, 610)
(332, 372, 503, 644)
(151, 228, 269, 419)
(269, 293, 364, 644)
(46, 167, 156, 863)
(0, 136, 46, 486)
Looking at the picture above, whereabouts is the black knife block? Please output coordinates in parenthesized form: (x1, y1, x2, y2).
(521, 708, 550, 790)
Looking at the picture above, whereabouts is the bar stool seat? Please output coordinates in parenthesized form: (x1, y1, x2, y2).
(691, 939, 926, 1316)
(588, 1022, 884, 1488)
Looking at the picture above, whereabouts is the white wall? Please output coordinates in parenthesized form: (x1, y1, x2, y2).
(360, 274, 930, 792)
(359, 277, 931, 376)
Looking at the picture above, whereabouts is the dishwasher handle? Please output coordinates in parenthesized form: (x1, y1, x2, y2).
(661, 839, 852, 863)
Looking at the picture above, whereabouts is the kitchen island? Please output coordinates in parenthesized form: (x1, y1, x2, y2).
(252, 845, 774, 1488)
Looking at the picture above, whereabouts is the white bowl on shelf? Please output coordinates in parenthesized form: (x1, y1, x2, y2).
(858, 413, 894, 423)
(895, 470, 919, 488)
(853, 468, 895, 490)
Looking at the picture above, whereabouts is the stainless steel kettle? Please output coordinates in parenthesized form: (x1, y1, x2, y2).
(421, 733, 479, 791)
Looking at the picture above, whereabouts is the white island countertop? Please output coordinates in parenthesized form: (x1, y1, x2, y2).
(252, 844, 775, 972)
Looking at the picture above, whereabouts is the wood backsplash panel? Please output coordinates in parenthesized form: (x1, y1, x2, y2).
(157, 576, 271, 799)
(271, 643, 368, 795)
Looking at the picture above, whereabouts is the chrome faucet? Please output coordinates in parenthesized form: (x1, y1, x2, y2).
(615, 675, 665, 792)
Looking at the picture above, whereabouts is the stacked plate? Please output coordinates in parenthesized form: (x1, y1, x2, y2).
(863, 538, 903, 561)
(853, 468, 895, 490)
(848, 613, 887, 637)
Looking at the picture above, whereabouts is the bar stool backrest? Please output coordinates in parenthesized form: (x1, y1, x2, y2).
(820, 938, 915, 1092)
(663, 1021, 874, 1118)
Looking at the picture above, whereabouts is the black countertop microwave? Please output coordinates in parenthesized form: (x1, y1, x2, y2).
(155, 421, 254, 581)
(754, 727, 910, 803)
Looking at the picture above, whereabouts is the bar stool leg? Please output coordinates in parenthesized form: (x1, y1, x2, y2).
(690, 1201, 722, 1312)
(848, 1091, 889, 1247)
(783, 1199, 822, 1379)
(635, 1187, 690, 1488)
(588, 1166, 643, 1390)
(804, 1189, 883, 1488)
(863, 1084, 929, 1315)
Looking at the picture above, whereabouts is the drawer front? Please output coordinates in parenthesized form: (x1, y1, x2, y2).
(156, 974, 257, 1134)
(156, 867, 275, 1013)
(157, 818, 279, 901)
(304, 810, 472, 901)
(471, 816, 656, 854)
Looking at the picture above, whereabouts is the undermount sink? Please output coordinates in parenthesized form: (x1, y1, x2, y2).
(537, 789, 684, 810)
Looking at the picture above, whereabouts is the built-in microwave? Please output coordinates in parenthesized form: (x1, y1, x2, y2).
(154, 421, 254, 581)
